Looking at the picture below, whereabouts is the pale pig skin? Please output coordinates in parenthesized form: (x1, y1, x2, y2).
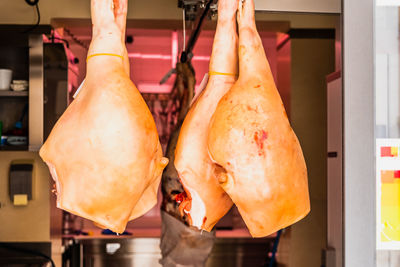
(39, 0, 168, 234)
(207, 0, 310, 237)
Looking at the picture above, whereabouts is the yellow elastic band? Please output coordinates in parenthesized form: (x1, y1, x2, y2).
(86, 53, 124, 62)
(208, 71, 238, 77)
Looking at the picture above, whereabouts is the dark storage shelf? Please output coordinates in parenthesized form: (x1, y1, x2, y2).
(0, 145, 28, 151)
(0, 90, 28, 97)
(0, 242, 52, 266)
(0, 25, 51, 47)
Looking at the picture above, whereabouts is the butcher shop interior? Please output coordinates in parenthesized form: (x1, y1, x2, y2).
(0, 0, 386, 266)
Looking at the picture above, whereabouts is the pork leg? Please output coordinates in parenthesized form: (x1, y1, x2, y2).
(39, 0, 168, 233)
(207, 0, 310, 237)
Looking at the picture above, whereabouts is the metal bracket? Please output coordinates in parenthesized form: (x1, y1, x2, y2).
(28, 34, 44, 151)
(178, 0, 218, 21)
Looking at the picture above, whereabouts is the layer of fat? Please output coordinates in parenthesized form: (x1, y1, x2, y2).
(181, 182, 206, 229)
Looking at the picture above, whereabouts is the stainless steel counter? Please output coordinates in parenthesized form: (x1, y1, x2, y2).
(72, 236, 273, 267)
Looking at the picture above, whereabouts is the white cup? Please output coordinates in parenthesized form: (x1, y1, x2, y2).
(0, 69, 13, 90)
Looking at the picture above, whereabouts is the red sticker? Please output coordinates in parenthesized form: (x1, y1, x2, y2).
(381, 147, 393, 157)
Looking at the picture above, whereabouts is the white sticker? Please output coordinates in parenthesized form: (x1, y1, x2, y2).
(73, 79, 85, 99)
(190, 73, 209, 106)
(106, 243, 121, 255)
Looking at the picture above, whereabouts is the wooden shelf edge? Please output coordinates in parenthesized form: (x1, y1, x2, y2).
(0, 90, 28, 97)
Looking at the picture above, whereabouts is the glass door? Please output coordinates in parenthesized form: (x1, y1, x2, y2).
(375, 3, 400, 266)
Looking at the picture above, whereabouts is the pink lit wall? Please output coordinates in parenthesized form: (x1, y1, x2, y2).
(124, 29, 279, 95)
(65, 28, 280, 96)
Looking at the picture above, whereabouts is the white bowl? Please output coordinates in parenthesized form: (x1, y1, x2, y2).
(0, 69, 12, 90)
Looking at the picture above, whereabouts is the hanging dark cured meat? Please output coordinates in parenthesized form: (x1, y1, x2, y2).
(160, 62, 217, 267)
(160, 2, 218, 266)
(161, 62, 195, 224)
(161, 0, 214, 225)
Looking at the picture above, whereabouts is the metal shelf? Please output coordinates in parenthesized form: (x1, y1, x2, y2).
(0, 90, 28, 97)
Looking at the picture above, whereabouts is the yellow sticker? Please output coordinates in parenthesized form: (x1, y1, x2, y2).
(13, 194, 28, 206)
(391, 146, 399, 157)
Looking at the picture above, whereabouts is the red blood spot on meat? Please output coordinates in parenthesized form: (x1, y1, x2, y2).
(254, 130, 268, 156)
(175, 182, 194, 222)
(255, 85, 261, 88)
(175, 191, 189, 203)
(177, 192, 192, 219)
(246, 105, 259, 113)
(203, 216, 207, 225)
(261, 130, 268, 141)
(227, 162, 231, 166)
